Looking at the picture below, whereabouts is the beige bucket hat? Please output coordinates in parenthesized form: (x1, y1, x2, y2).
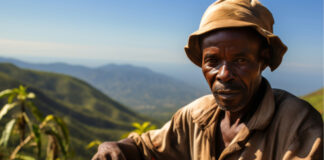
(184, 0, 287, 71)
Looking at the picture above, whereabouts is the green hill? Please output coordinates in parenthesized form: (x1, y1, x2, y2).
(0, 57, 208, 121)
(0, 63, 158, 159)
(302, 88, 323, 119)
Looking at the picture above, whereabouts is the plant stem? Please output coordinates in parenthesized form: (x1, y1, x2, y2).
(10, 134, 33, 160)
(10, 118, 48, 160)
(19, 100, 26, 142)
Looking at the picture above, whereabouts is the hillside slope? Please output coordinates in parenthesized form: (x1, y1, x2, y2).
(0, 57, 208, 121)
(0, 63, 156, 159)
(302, 88, 323, 119)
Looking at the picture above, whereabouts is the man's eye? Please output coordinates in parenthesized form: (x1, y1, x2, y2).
(205, 58, 219, 64)
(235, 58, 247, 64)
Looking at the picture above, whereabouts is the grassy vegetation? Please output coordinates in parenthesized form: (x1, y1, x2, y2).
(302, 88, 323, 119)
(0, 63, 159, 159)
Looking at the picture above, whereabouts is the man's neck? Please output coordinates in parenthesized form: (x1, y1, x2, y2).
(226, 79, 266, 125)
(225, 111, 243, 125)
(219, 79, 266, 148)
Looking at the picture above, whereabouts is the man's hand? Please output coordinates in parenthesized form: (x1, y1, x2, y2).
(91, 141, 126, 160)
(91, 138, 142, 160)
(220, 111, 246, 147)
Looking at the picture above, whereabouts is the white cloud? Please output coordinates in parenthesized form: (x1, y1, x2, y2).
(0, 39, 87, 56)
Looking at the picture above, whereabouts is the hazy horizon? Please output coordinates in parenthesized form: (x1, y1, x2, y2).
(0, 55, 322, 97)
(0, 0, 323, 96)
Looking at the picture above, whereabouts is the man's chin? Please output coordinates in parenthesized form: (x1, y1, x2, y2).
(215, 100, 245, 112)
(213, 93, 246, 112)
(217, 105, 229, 111)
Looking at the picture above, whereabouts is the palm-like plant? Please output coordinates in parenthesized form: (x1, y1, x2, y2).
(129, 122, 157, 135)
(120, 121, 157, 139)
(0, 85, 69, 160)
(86, 121, 157, 151)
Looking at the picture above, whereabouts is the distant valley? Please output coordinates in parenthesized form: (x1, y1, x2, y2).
(0, 59, 322, 159)
(0, 57, 209, 121)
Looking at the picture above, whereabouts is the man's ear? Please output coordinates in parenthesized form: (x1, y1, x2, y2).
(260, 47, 270, 71)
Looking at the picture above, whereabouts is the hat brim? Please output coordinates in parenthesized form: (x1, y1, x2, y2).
(184, 19, 287, 71)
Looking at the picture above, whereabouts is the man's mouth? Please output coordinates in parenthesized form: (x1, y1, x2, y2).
(215, 89, 240, 99)
(217, 89, 240, 93)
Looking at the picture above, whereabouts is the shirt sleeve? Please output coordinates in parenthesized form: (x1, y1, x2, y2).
(128, 107, 192, 160)
(282, 111, 323, 160)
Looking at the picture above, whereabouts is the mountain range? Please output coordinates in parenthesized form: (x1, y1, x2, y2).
(0, 59, 322, 159)
(0, 57, 209, 121)
(0, 63, 156, 159)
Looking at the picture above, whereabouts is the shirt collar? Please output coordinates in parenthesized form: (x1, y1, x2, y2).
(246, 78, 275, 130)
(192, 78, 275, 131)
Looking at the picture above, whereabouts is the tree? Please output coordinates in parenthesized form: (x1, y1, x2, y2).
(0, 85, 70, 160)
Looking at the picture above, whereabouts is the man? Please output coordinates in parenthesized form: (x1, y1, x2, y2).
(92, 0, 323, 159)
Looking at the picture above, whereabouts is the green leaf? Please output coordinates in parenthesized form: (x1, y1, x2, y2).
(19, 85, 26, 92)
(26, 101, 44, 122)
(12, 88, 20, 94)
(32, 124, 41, 159)
(8, 94, 16, 103)
(0, 119, 16, 147)
(42, 115, 70, 157)
(131, 122, 141, 129)
(0, 89, 13, 99)
(16, 85, 28, 100)
(120, 133, 129, 139)
(86, 140, 102, 150)
(133, 129, 142, 135)
(147, 125, 157, 131)
(17, 94, 26, 101)
(0, 102, 18, 120)
(15, 154, 36, 160)
(141, 122, 151, 130)
(41, 115, 55, 126)
(22, 113, 33, 133)
(127, 122, 157, 137)
(54, 117, 69, 144)
(45, 129, 67, 157)
(27, 92, 35, 99)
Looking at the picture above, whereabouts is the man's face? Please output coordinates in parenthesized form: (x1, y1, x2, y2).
(201, 28, 265, 112)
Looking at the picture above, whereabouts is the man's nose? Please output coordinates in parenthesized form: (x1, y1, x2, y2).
(216, 63, 234, 82)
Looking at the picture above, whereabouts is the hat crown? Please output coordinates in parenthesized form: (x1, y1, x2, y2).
(200, 0, 274, 33)
(184, 0, 287, 71)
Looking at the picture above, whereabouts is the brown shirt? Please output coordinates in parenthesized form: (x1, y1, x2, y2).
(129, 81, 323, 160)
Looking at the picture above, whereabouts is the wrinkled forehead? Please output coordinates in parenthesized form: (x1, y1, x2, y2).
(200, 27, 266, 48)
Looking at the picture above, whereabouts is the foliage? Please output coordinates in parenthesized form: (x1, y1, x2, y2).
(0, 63, 158, 159)
(86, 121, 156, 151)
(0, 85, 69, 160)
(120, 121, 157, 139)
(85, 140, 102, 150)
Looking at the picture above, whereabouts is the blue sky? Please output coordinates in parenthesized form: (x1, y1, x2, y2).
(0, 0, 323, 95)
